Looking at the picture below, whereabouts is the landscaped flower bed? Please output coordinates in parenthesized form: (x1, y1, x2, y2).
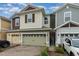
(48, 46, 67, 56)
(40, 46, 68, 56)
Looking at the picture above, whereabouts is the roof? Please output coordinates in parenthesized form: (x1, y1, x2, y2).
(11, 4, 45, 18)
(20, 4, 43, 12)
(0, 16, 11, 22)
(53, 3, 79, 14)
(7, 28, 52, 33)
(54, 21, 79, 30)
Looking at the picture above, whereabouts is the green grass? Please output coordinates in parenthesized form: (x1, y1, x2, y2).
(40, 47, 48, 56)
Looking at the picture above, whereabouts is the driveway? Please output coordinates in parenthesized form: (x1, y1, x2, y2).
(0, 46, 42, 56)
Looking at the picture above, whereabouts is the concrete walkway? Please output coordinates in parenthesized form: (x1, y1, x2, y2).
(0, 46, 42, 56)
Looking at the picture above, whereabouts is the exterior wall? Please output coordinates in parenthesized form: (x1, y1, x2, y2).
(0, 32, 6, 40)
(1, 20, 11, 30)
(56, 27, 79, 46)
(50, 14, 55, 29)
(56, 5, 79, 27)
(0, 33, 1, 40)
(43, 15, 50, 28)
(0, 19, 1, 30)
(1, 32, 6, 40)
(7, 33, 21, 44)
(20, 11, 43, 29)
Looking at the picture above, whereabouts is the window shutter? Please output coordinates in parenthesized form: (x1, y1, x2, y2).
(32, 14, 35, 22)
(25, 15, 27, 23)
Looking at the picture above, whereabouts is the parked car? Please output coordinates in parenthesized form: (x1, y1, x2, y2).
(0, 40, 10, 48)
(63, 38, 79, 56)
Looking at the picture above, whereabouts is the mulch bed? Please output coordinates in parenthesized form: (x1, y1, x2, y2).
(48, 51, 66, 56)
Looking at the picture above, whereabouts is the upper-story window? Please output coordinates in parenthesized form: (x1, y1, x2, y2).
(27, 13, 32, 22)
(64, 11, 71, 22)
(44, 17, 48, 24)
(15, 17, 20, 26)
(25, 13, 35, 23)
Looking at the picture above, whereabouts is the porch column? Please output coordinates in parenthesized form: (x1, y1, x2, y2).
(21, 33, 23, 46)
(56, 33, 61, 47)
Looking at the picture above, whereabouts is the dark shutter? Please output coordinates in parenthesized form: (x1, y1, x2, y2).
(25, 15, 27, 23)
(12, 18, 15, 29)
(32, 14, 35, 22)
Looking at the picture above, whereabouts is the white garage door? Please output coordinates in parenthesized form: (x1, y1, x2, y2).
(11, 34, 21, 44)
(22, 34, 46, 46)
(60, 34, 79, 44)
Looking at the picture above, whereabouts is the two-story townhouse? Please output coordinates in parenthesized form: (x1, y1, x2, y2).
(7, 5, 55, 47)
(54, 3, 79, 46)
(0, 16, 11, 40)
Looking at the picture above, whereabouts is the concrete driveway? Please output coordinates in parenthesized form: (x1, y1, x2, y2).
(0, 46, 42, 56)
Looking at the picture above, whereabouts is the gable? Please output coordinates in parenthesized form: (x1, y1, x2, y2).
(62, 22, 79, 27)
(24, 5, 36, 11)
(54, 21, 79, 30)
(21, 5, 40, 12)
(54, 3, 79, 14)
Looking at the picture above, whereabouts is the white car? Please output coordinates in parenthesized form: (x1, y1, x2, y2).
(63, 38, 79, 56)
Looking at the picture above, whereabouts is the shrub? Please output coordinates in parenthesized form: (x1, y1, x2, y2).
(54, 46, 64, 54)
(41, 47, 48, 56)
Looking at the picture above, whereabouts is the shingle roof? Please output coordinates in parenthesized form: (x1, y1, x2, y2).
(0, 16, 11, 22)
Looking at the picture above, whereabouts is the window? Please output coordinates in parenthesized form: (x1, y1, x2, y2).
(25, 13, 35, 23)
(44, 17, 48, 24)
(61, 34, 64, 37)
(27, 13, 32, 22)
(64, 11, 71, 22)
(15, 17, 20, 26)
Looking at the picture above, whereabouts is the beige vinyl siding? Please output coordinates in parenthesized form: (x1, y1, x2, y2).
(0, 32, 6, 40)
(0, 19, 1, 30)
(1, 20, 11, 30)
(20, 11, 43, 29)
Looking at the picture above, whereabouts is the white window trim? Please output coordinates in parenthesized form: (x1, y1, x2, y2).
(44, 17, 48, 24)
(64, 11, 72, 22)
(15, 18, 20, 26)
(27, 13, 33, 23)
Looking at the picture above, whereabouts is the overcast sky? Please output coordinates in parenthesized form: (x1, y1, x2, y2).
(0, 3, 63, 18)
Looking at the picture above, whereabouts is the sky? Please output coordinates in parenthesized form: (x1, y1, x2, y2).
(0, 3, 63, 18)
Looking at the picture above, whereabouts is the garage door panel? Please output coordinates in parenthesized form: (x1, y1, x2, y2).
(23, 34, 46, 46)
(12, 34, 21, 44)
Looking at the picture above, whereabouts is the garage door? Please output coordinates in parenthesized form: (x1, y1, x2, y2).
(22, 34, 46, 46)
(12, 34, 21, 44)
(60, 34, 79, 44)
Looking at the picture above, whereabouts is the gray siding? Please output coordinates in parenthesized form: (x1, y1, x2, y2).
(50, 14, 55, 29)
(56, 5, 79, 27)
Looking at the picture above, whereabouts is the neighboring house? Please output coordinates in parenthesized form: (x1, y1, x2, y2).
(54, 3, 79, 46)
(7, 5, 55, 47)
(0, 16, 11, 40)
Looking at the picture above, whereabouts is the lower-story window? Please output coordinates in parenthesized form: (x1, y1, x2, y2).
(23, 34, 46, 37)
(61, 34, 79, 39)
